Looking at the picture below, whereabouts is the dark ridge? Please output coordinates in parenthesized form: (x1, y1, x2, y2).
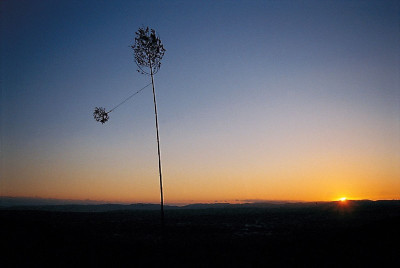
(1, 198, 399, 212)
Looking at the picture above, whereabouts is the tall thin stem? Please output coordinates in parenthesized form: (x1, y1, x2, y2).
(150, 63, 164, 227)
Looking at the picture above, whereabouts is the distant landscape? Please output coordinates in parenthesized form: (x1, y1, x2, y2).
(3, 196, 398, 212)
(0, 196, 311, 210)
(2, 199, 399, 267)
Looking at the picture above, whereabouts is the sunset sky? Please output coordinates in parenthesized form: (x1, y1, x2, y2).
(1, 0, 399, 204)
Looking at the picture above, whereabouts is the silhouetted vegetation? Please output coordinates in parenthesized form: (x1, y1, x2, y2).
(131, 27, 166, 75)
(91, 26, 167, 225)
(131, 26, 166, 225)
(93, 107, 109, 124)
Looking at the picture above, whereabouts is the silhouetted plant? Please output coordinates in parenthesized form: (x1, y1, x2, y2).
(92, 83, 151, 125)
(92, 26, 166, 227)
(131, 26, 166, 226)
(132, 27, 166, 75)
(93, 107, 109, 124)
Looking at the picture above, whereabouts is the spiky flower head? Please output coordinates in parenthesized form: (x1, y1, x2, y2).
(131, 27, 166, 75)
(93, 107, 109, 124)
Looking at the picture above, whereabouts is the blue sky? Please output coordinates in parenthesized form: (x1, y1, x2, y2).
(1, 0, 399, 203)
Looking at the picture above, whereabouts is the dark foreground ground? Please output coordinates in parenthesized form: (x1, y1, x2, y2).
(1, 201, 399, 267)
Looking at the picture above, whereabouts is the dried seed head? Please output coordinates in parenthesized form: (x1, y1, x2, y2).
(93, 107, 109, 124)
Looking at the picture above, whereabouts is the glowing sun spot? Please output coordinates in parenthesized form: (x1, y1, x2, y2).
(339, 197, 347, 202)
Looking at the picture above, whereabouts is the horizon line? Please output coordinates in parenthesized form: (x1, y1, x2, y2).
(1, 195, 396, 206)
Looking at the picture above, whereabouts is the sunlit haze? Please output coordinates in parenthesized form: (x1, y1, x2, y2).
(1, 0, 399, 204)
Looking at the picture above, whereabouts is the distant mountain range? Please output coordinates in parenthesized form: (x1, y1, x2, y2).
(0, 196, 298, 208)
(0, 196, 109, 206)
(1, 196, 398, 212)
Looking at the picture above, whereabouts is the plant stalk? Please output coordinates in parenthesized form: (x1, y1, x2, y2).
(150, 63, 164, 227)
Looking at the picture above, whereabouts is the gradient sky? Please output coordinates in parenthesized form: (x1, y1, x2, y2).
(1, 0, 399, 204)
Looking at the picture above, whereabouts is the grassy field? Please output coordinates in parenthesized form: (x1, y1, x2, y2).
(2, 201, 399, 267)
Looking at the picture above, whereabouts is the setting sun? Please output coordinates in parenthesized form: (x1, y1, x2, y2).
(339, 197, 347, 202)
